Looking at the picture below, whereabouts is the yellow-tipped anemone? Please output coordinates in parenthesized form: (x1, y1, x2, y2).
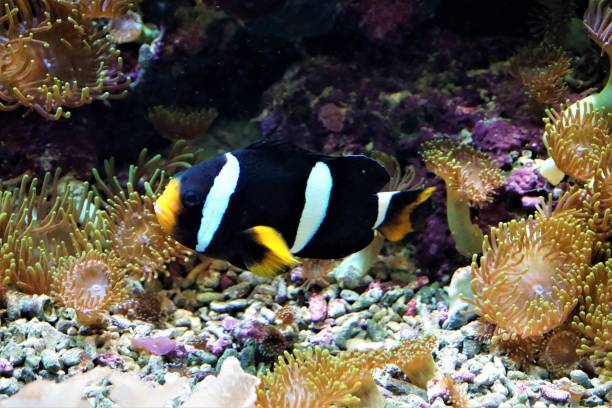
(154, 179, 181, 234)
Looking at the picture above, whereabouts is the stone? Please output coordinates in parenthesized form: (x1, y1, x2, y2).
(196, 292, 224, 304)
(61, 348, 85, 367)
(570, 370, 593, 388)
(209, 299, 249, 312)
(462, 338, 480, 358)
(474, 362, 502, 387)
(339, 289, 360, 302)
(444, 266, 477, 329)
(0, 378, 19, 395)
(327, 299, 348, 318)
(2, 343, 25, 366)
(467, 392, 507, 408)
(41, 349, 62, 371)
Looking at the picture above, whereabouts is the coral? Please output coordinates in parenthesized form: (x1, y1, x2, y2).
(108, 371, 189, 408)
(509, 45, 572, 111)
(541, 102, 612, 184)
(471, 213, 594, 339)
(0, 0, 130, 120)
(147, 106, 219, 141)
(183, 357, 260, 408)
(439, 375, 469, 408)
(50, 250, 129, 326)
(421, 139, 505, 257)
(540, 329, 581, 375)
(256, 337, 436, 407)
(0, 367, 111, 407)
(131, 336, 177, 356)
(470, 119, 543, 166)
(572, 259, 612, 380)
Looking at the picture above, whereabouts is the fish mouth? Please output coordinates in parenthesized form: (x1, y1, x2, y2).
(154, 178, 181, 235)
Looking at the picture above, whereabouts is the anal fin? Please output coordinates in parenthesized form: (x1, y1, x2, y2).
(240, 226, 298, 278)
(378, 187, 436, 241)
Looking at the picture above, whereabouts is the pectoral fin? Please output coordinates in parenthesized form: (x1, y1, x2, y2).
(240, 226, 298, 277)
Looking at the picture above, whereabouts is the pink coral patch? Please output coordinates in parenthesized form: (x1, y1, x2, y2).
(131, 336, 177, 356)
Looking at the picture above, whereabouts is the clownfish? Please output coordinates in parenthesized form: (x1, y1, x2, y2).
(154, 141, 434, 277)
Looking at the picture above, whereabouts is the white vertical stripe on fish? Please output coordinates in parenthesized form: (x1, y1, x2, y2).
(290, 161, 333, 253)
(196, 153, 240, 252)
(373, 191, 397, 229)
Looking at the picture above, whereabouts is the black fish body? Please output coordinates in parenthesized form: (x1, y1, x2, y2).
(155, 141, 434, 277)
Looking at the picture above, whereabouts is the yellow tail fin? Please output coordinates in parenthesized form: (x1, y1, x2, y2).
(379, 187, 436, 241)
(244, 226, 298, 277)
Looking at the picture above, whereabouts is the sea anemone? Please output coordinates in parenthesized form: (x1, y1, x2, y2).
(509, 45, 572, 111)
(256, 337, 436, 407)
(471, 213, 594, 339)
(572, 259, 611, 380)
(0, 171, 98, 294)
(99, 185, 191, 280)
(540, 102, 612, 184)
(0, 0, 130, 119)
(562, 0, 612, 115)
(69, 0, 136, 19)
(50, 249, 129, 326)
(421, 139, 505, 257)
(586, 147, 612, 239)
(147, 106, 219, 141)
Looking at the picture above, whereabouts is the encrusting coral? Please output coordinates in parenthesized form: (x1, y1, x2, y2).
(470, 212, 594, 339)
(0, 0, 130, 120)
(256, 336, 436, 408)
(421, 139, 505, 258)
(572, 259, 611, 380)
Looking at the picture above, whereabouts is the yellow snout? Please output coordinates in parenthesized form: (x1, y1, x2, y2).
(154, 178, 181, 234)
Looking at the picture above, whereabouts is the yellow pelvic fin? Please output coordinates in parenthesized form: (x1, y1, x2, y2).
(245, 226, 298, 278)
(379, 187, 436, 242)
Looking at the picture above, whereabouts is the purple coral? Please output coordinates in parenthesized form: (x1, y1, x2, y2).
(504, 165, 546, 195)
(471, 119, 543, 166)
(539, 385, 571, 403)
(308, 293, 328, 322)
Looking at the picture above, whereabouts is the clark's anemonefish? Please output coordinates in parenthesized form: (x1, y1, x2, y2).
(154, 141, 434, 277)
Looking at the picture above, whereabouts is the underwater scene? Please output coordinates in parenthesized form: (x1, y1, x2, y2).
(0, 0, 612, 407)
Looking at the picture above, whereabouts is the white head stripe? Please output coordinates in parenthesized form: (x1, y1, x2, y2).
(373, 191, 397, 229)
(196, 153, 240, 252)
(290, 161, 333, 253)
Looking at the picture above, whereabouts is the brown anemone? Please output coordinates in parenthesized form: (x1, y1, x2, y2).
(541, 103, 612, 184)
(421, 139, 505, 257)
(572, 259, 612, 380)
(0, 0, 129, 119)
(50, 250, 128, 325)
(471, 213, 594, 339)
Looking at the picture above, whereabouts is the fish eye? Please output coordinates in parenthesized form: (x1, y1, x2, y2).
(183, 191, 201, 208)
